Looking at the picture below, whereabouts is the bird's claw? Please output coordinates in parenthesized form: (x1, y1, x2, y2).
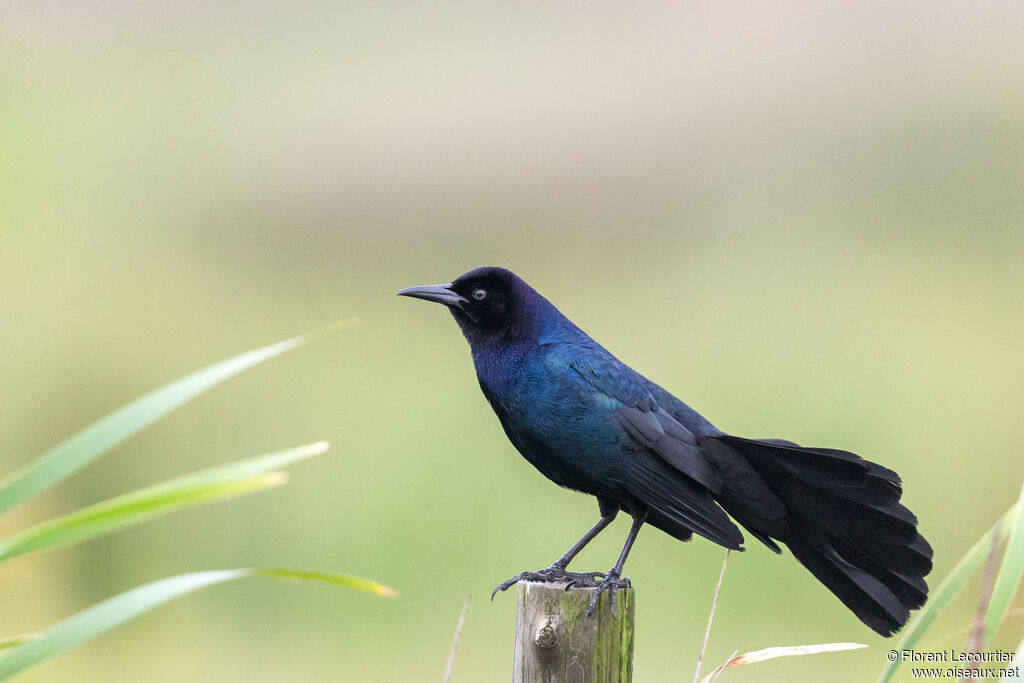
(563, 571, 606, 590)
(584, 571, 631, 620)
(491, 566, 605, 600)
(491, 566, 631, 619)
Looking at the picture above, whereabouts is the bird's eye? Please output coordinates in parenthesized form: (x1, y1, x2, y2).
(472, 288, 488, 301)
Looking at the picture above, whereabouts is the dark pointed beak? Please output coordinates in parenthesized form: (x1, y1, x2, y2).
(396, 283, 468, 307)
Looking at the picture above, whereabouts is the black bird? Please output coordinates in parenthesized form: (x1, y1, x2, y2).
(398, 266, 931, 636)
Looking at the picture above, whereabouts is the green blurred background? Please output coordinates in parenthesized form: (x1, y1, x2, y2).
(2, 2, 1022, 681)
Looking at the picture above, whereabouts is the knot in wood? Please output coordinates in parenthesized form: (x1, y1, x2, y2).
(534, 616, 557, 649)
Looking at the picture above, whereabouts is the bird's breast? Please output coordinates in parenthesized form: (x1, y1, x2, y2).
(473, 348, 629, 495)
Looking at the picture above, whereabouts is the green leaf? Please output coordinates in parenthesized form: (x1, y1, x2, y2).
(0, 566, 394, 680)
(0, 321, 350, 517)
(0, 442, 328, 563)
(985, 482, 1024, 642)
(877, 501, 1019, 683)
(0, 637, 38, 653)
(248, 567, 398, 597)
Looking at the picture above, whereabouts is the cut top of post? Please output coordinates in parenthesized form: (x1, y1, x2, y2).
(513, 581, 635, 683)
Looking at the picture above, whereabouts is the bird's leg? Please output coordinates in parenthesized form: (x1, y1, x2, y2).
(586, 511, 646, 619)
(491, 510, 618, 599)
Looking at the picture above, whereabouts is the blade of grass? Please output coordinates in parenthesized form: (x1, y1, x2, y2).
(985, 482, 1024, 643)
(247, 568, 398, 597)
(700, 642, 866, 682)
(918, 608, 1024, 650)
(0, 636, 38, 652)
(0, 321, 351, 517)
(704, 650, 738, 683)
(0, 566, 394, 680)
(693, 550, 730, 683)
(965, 519, 1003, 664)
(1003, 633, 1024, 681)
(443, 593, 471, 683)
(877, 502, 1019, 683)
(0, 442, 327, 563)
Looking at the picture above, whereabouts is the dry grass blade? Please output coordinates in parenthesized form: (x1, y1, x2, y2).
(442, 594, 471, 683)
(692, 550, 730, 683)
(701, 642, 866, 682)
(702, 649, 738, 683)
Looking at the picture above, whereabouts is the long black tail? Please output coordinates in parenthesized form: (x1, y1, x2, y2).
(703, 434, 932, 636)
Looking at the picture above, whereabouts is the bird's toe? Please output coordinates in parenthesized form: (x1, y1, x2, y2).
(584, 572, 632, 620)
(491, 565, 581, 599)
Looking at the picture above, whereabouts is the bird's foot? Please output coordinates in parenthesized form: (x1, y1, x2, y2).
(491, 566, 605, 600)
(562, 571, 607, 590)
(585, 570, 632, 620)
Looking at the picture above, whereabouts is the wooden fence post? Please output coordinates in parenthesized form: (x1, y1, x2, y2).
(513, 580, 635, 683)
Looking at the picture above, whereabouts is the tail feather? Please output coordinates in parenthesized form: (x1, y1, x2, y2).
(707, 434, 931, 637)
(826, 473, 903, 506)
(846, 532, 934, 578)
(721, 435, 866, 487)
(741, 436, 905, 506)
(769, 473, 919, 545)
(785, 533, 911, 636)
(832, 536, 930, 610)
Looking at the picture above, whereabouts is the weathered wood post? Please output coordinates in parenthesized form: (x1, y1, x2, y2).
(513, 581, 635, 683)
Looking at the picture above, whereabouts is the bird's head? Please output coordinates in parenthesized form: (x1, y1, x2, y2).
(397, 266, 541, 347)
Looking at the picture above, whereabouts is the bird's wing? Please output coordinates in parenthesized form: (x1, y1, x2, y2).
(548, 344, 724, 495)
(544, 344, 741, 548)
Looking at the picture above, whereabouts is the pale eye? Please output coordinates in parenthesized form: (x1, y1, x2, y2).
(472, 288, 488, 301)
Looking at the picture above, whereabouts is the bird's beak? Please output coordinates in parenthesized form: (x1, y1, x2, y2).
(396, 283, 468, 307)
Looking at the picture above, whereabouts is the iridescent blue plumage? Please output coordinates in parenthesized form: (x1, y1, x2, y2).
(398, 266, 931, 635)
